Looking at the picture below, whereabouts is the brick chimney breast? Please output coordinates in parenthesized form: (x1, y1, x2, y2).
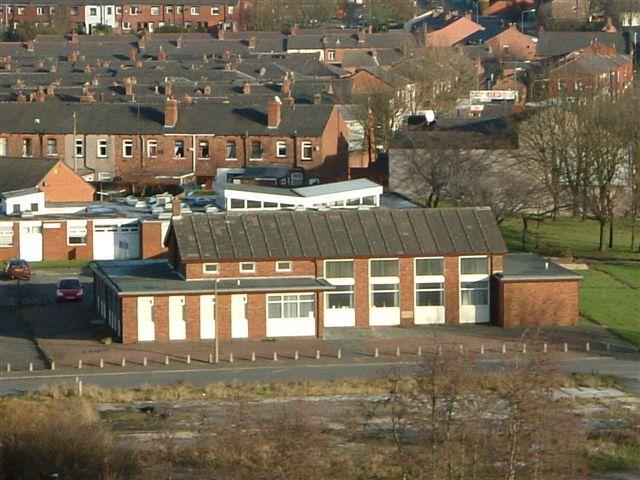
(130, 48, 137, 61)
(164, 97, 179, 127)
(243, 82, 251, 95)
(248, 36, 256, 49)
(164, 82, 172, 96)
(267, 96, 282, 129)
(157, 46, 166, 62)
(281, 73, 291, 95)
(27, 39, 35, 52)
(171, 196, 182, 218)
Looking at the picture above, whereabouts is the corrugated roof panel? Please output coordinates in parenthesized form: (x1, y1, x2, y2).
(356, 210, 390, 256)
(242, 214, 270, 259)
(391, 210, 422, 254)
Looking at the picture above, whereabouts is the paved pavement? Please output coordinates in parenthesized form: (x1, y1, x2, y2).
(0, 308, 47, 370)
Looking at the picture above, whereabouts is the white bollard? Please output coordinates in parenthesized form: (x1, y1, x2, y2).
(502, 344, 507, 355)
(459, 344, 464, 354)
(165, 355, 170, 365)
(417, 345, 422, 356)
(229, 353, 234, 363)
(186, 354, 191, 365)
(543, 343, 548, 353)
(273, 352, 278, 362)
(29, 362, 33, 372)
(251, 352, 256, 362)
(522, 344, 527, 354)
(121, 358, 126, 367)
(374, 347, 379, 358)
(337, 349, 342, 359)
(294, 350, 299, 360)
(316, 350, 321, 360)
(77, 359, 82, 369)
(480, 344, 485, 355)
(143, 356, 148, 367)
(585, 342, 590, 352)
(50, 362, 55, 370)
(564, 342, 568, 352)
(6, 363, 10, 373)
(99, 358, 104, 368)
(395, 346, 401, 357)
(77, 380, 83, 397)
(209, 353, 214, 364)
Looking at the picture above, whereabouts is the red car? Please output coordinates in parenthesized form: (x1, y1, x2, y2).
(5, 259, 31, 280)
(55, 277, 83, 302)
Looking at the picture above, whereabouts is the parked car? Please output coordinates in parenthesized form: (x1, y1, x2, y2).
(5, 259, 31, 280)
(55, 277, 84, 302)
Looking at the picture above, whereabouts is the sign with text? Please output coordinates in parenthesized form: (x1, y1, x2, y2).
(470, 90, 518, 103)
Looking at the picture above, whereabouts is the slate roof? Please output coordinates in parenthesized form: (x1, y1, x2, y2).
(536, 32, 627, 57)
(92, 260, 335, 295)
(551, 53, 632, 76)
(170, 208, 507, 261)
(0, 157, 58, 195)
(0, 101, 336, 136)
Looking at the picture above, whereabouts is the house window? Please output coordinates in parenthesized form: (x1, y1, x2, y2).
(67, 223, 88, 245)
(50, 6, 55, 14)
(17, 6, 24, 15)
(46, 138, 57, 155)
(123, 139, 133, 157)
(415, 256, 445, 308)
(202, 263, 219, 274)
(226, 140, 237, 160)
(0, 223, 14, 247)
(267, 294, 314, 319)
(89, 7, 97, 16)
(416, 282, 444, 306)
(415, 258, 444, 276)
(116, 6, 122, 14)
(107, 7, 112, 14)
(276, 261, 292, 272)
(327, 50, 336, 61)
(370, 258, 398, 277)
(166, 5, 173, 13)
(324, 260, 355, 309)
(0, 138, 8, 156)
(211, 6, 220, 14)
(198, 141, 209, 159)
(177, 6, 183, 14)
(228, 5, 235, 14)
(558, 79, 567, 91)
(460, 257, 488, 275)
(460, 256, 489, 306)
(36, 7, 43, 15)
(147, 140, 158, 157)
(151, 6, 159, 15)
(239, 262, 255, 273)
(301, 141, 313, 160)
(30, 203, 39, 212)
(130, 6, 139, 15)
(574, 80, 584, 91)
(74, 138, 84, 157)
(97, 139, 108, 158)
(250, 141, 262, 160)
(325, 260, 354, 278)
(123, 21, 131, 30)
(22, 138, 32, 157)
(12, 205, 20, 214)
(191, 6, 200, 15)
(70, 6, 78, 15)
(174, 140, 185, 158)
(276, 141, 287, 157)
(97, 172, 112, 182)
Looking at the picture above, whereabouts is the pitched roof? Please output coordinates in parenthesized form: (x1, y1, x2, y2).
(551, 52, 632, 76)
(170, 208, 507, 261)
(536, 32, 626, 57)
(0, 157, 59, 195)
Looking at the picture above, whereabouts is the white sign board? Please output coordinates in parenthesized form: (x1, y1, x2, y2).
(470, 90, 518, 103)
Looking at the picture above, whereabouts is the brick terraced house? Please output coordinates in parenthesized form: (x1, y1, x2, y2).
(0, 0, 244, 34)
(91, 207, 580, 343)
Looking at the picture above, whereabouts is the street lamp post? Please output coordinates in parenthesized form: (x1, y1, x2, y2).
(214, 278, 219, 364)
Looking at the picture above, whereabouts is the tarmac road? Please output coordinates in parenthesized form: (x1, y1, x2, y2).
(1, 353, 639, 396)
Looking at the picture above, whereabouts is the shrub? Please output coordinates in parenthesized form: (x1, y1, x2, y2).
(0, 398, 140, 479)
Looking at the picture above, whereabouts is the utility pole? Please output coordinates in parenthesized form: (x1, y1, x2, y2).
(214, 278, 219, 364)
(72, 111, 77, 172)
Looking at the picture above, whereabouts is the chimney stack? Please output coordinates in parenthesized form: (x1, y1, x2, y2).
(125, 80, 134, 96)
(176, 35, 183, 49)
(243, 82, 251, 95)
(164, 81, 172, 96)
(71, 30, 78, 43)
(357, 28, 365, 43)
(68, 52, 78, 62)
(91, 75, 99, 86)
(157, 46, 166, 61)
(83, 64, 91, 73)
(281, 73, 291, 95)
(46, 84, 55, 96)
(164, 97, 179, 127)
(171, 196, 182, 217)
(136, 58, 143, 68)
(267, 96, 282, 129)
(50, 63, 56, 73)
(313, 92, 321, 104)
(34, 87, 45, 103)
(282, 94, 294, 106)
(130, 48, 137, 61)
(248, 36, 256, 49)
(17, 92, 26, 103)
(27, 39, 35, 52)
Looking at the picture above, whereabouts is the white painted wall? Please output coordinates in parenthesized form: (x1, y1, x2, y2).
(1, 191, 45, 216)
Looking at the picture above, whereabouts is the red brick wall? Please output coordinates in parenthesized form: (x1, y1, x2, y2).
(0, 134, 66, 160)
(486, 26, 537, 61)
(121, 296, 137, 343)
(42, 220, 93, 261)
(399, 257, 414, 326)
(140, 221, 168, 259)
(353, 258, 370, 327)
(247, 293, 266, 339)
(39, 161, 95, 202)
(0, 222, 20, 263)
(497, 279, 579, 327)
(444, 256, 460, 325)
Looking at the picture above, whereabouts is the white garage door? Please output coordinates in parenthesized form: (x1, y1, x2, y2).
(169, 296, 186, 340)
(200, 295, 216, 339)
(266, 293, 316, 337)
(93, 222, 140, 260)
(137, 297, 155, 341)
(19, 221, 43, 262)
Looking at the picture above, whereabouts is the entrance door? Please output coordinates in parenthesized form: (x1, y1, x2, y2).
(231, 294, 248, 338)
(169, 296, 186, 340)
(137, 297, 155, 341)
(200, 295, 216, 339)
(19, 221, 43, 261)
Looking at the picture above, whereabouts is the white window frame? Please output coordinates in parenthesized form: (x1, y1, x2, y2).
(67, 221, 88, 246)
(369, 258, 400, 316)
(17, 6, 24, 15)
(166, 5, 172, 14)
(0, 223, 14, 247)
(0, 138, 8, 157)
(150, 5, 160, 15)
(191, 6, 200, 15)
(276, 261, 292, 272)
(211, 6, 220, 14)
(36, 7, 43, 15)
(46, 138, 57, 156)
(174, 140, 185, 158)
(327, 50, 336, 61)
(123, 139, 133, 158)
(198, 140, 209, 159)
(89, 7, 97, 16)
(202, 263, 219, 275)
(301, 141, 313, 160)
(459, 255, 490, 323)
(276, 141, 288, 158)
(225, 140, 237, 160)
(50, 6, 55, 14)
(267, 293, 315, 320)
(250, 140, 263, 161)
(228, 5, 235, 14)
(414, 257, 445, 308)
(147, 139, 158, 157)
(74, 138, 84, 158)
(239, 262, 256, 273)
(123, 21, 131, 30)
(130, 5, 139, 15)
(97, 139, 108, 158)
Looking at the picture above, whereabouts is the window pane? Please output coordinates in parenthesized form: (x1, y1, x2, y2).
(417, 291, 443, 306)
(268, 302, 281, 319)
(461, 280, 488, 289)
(371, 259, 398, 277)
(299, 300, 314, 317)
(283, 301, 298, 318)
(461, 289, 488, 306)
(461, 257, 488, 275)
(325, 260, 354, 278)
(416, 258, 444, 276)
(416, 282, 444, 290)
(327, 292, 353, 308)
(372, 291, 398, 308)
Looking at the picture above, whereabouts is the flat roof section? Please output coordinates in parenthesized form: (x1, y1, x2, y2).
(496, 253, 582, 282)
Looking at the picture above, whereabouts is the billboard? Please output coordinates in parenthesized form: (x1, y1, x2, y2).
(469, 90, 518, 103)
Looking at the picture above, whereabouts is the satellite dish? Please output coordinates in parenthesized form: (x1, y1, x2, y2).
(425, 110, 436, 123)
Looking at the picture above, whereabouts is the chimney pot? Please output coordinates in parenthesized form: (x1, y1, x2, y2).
(130, 48, 137, 61)
(248, 36, 256, 49)
(243, 83, 251, 95)
(313, 92, 322, 104)
(171, 197, 182, 217)
(157, 46, 166, 62)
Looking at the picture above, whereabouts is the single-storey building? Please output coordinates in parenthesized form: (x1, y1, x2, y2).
(91, 207, 580, 343)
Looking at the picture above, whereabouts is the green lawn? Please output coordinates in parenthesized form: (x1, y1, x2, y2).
(591, 263, 640, 289)
(501, 217, 640, 261)
(577, 267, 640, 347)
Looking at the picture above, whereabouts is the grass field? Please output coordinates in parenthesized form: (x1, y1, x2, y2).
(577, 267, 640, 347)
(501, 217, 640, 261)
